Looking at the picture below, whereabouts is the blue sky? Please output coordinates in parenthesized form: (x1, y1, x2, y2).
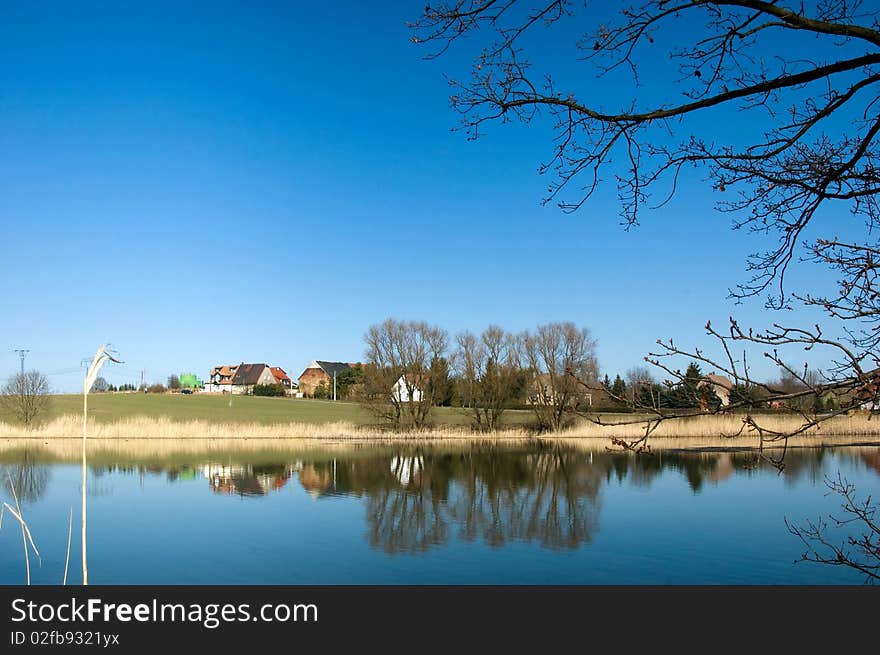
(0, 1, 861, 391)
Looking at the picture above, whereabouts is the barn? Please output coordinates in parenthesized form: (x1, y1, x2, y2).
(297, 361, 354, 398)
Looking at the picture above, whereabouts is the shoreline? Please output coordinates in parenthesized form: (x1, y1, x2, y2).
(1, 412, 879, 459)
(1, 437, 878, 465)
(1, 412, 880, 446)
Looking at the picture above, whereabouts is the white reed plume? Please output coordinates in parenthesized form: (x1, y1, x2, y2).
(82, 344, 121, 585)
(0, 475, 41, 585)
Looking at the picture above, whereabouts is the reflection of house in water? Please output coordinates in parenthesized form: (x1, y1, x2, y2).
(203, 464, 293, 497)
(390, 456, 423, 486)
(295, 461, 341, 500)
(862, 451, 880, 476)
(707, 453, 734, 485)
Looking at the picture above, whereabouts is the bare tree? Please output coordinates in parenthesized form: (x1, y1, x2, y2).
(522, 322, 597, 430)
(1, 371, 51, 427)
(363, 318, 450, 428)
(786, 473, 879, 583)
(455, 325, 524, 431)
(91, 376, 109, 393)
(411, 3, 880, 577)
(411, 2, 880, 302)
(411, 1, 880, 450)
(624, 365, 658, 408)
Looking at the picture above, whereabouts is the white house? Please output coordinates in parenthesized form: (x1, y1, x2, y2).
(392, 374, 424, 403)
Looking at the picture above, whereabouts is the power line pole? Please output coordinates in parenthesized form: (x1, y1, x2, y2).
(14, 349, 29, 376)
(140, 370, 145, 393)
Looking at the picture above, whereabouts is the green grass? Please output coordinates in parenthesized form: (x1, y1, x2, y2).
(12, 393, 537, 427)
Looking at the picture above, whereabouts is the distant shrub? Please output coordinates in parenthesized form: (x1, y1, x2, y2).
(147, 383, 167, 394)
(313, 381, 330, 399)
(253, 383, 287, 397)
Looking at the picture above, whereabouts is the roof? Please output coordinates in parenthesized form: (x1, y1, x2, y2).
(311, 361, 353, 377)
(396, 373, 430, 389)
(210, 365, 239, 385)
(270, 366, 290, 383)
(231, 363, 269, 385)
(704, 373, 734, 390)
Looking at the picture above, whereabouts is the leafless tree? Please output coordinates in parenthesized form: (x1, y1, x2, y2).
(624, 365, 658, 408)
(786, 473, 879, 583)
(456, 325, 524, 431)
(411, 1, 880, 575)
(363, 318, 450, 428)
(522, 322, 598, 430)
(411, 2, 880, 302)
(1, 371, 51, 427)
(411, 0, 880, 446)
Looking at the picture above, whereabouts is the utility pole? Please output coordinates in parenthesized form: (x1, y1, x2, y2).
(333, 370, 337, 401)
(13, 349, 29, 376)
(140, 370, 145, 393)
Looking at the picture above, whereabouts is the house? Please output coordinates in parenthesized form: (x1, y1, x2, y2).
(298, 361, 354, 397)
(205, 365, 239, 393)
(392, 374, 425, 403)
(230, 363, 277, 394)
(269, 366, 296, 395)
(700, 373, 734, 407)
(855, 368, 880, 411)
(526, 373, 591, 407)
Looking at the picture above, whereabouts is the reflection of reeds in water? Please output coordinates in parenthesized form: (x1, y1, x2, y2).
(0, 434, 878, 467)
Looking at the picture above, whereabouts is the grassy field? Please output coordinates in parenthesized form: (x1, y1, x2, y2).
(4, 393, 536, 427)
(2, 393, 879, 449)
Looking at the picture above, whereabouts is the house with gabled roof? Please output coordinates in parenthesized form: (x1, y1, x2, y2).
(206, 363, 282, 394)
(699, 373, 734, 407)
(298, 360, 355, 398)
(230, 363, 276, 394)
(205, 364, 239, 393)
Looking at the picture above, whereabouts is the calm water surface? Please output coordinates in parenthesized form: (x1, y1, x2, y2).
(1, 443, 878, 584)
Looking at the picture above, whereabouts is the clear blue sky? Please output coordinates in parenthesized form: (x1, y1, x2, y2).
(0, 1, 856, 391)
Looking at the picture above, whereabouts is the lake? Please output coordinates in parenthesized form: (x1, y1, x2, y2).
(1, 442, 878, 584)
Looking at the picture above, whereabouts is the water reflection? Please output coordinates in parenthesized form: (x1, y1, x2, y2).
(1, 445, 878, 556)
(0, 451, 50, 505)
(204, 464, 294, 497)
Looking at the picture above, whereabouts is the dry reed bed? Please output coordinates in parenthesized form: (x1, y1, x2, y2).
(0, 413, 877, 460)
(1, 412, 879, 439)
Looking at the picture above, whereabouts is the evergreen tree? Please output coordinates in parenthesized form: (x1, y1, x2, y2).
(611, 375, 626, 399)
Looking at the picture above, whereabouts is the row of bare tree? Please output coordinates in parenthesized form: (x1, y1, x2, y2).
(359, 318, 598, 431)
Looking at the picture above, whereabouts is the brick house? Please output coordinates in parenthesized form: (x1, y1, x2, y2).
(297, 361, 355, 397)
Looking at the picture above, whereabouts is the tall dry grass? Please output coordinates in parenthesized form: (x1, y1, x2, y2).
(1, 412, 879, 441)
(0, 412, 878, 457)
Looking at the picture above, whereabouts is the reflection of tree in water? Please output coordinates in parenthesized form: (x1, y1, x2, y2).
(861, 451, 880, 476)
(600, 448, 848, 492)
(295, 446, 879, 553)
(53, 444, 878, 555)
(365, 453, 450, 553)
(0, 451, 50, 505)
(446, 450, 601, 550)
(362, 446, 602, 553)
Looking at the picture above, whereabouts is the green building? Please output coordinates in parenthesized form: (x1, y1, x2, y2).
(179, 373, 203, 389)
